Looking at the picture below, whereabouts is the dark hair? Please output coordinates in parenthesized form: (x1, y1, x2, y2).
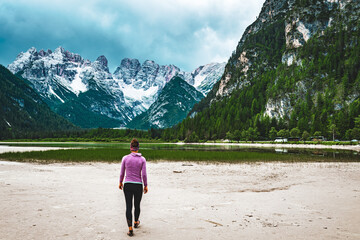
(131, 138, 139, 148)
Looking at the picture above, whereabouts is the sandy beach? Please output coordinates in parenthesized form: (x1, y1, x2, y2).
(0, 160, 359, 240)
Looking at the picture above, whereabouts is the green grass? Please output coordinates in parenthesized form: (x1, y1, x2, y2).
(0, 147, 358, 163)
(0, 142, 229, 150)
(0, 138, 164, 143)
(1, 142, 359, 163)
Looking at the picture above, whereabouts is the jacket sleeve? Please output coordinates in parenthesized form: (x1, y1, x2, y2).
(142, 158, 148, 187)
(119, 156, 126, 183)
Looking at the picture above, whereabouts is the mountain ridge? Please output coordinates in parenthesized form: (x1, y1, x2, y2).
(7, 47, 225, 128)
(126, 76, 204, 130)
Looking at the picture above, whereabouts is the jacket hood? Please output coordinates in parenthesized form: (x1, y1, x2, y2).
(130, 152, 142, 157)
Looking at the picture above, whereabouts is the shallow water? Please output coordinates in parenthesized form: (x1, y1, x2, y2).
(1, 142, 359, 162)
(0, 145, 73, 154)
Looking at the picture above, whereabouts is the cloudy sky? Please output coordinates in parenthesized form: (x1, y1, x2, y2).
(0, 0, 264, 72)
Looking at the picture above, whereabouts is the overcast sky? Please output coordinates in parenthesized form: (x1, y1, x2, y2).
(0, 0, 264, 72)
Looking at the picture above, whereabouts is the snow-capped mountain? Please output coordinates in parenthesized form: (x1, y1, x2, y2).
(8, 47, 225, 128)
(113, 58, 183, 115)
(8, 46, 132, 128)
(113, 59, 225, 115)
(187, 62, 226, 95)
(126, 76, 204, 129)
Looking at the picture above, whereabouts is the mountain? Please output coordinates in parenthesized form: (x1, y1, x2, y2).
(184, 62, 226, 95)
(8, 47, 131, 128)
(166, 0, 360, 141)
(112, 59, 225, 114)
(0, 65, 76, 139)
(112, 58, 184, 116)
(126, 76, 204, 129)
(8, 48, 225, 128)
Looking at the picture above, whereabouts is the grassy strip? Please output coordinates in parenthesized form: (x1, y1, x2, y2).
(0, 148, 356, 163)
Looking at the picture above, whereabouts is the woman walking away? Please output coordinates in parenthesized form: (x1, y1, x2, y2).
(119, 138, 148, 237)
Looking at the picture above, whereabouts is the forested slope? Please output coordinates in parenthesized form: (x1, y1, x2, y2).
(163, 0, 360, 141)
(0, 65, 77, 139)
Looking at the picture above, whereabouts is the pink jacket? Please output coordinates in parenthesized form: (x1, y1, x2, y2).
(119, 152, 147, 187)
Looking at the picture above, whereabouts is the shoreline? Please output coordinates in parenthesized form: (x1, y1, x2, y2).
(175, 142, 360, 152)
(0, 145, 79, 154)
(0, 142, 360, 152)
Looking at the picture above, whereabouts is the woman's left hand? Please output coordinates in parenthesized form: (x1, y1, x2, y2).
(119, 182, 123, 190)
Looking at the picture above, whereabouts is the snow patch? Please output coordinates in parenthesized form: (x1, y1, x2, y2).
(48, 86, 65, 103)
(114, 105, 121, 112)
(193, 74, 206, 89)
(119, 80, 159, 109)
(4, 120, 11, 127)
(7, 48, 34, 74)
(70, 67, 88, 96)
(190, 62, 225, 95)
(43, 51, 64, 69)
(151, 120, 163, 128)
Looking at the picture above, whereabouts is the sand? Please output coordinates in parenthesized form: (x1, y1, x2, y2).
(0, 160, 359, 240)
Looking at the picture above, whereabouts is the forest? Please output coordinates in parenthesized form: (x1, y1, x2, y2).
(160, 12, 360, 142)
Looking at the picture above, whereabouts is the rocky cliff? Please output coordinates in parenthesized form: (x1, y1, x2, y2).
(171, 0, 360, 141)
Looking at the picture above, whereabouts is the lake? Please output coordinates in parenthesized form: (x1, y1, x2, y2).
(0, 142, 359, 162)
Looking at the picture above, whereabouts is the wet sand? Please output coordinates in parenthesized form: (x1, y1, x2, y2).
(0, 161, 359, 239)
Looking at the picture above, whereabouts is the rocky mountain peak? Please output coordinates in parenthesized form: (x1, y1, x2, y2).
(27, 47, 37, 54)
(96, 55, 108, 67)
(38, 49, 47, 57)
(93, 55, 109, 73)
(54, 46, 65, 54)
(7, 47, 38, 74)
(7, 46, 225, 128)
(126, 76, 205, 129)
(121, 58, 141, 70)
(113, 58, 141, 82)
(213, 0, 353, 98)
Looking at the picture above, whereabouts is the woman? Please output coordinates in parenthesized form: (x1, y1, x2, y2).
(119, 138, 148, 237)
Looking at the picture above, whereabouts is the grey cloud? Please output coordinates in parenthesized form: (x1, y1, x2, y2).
(0, 0, 264, 72)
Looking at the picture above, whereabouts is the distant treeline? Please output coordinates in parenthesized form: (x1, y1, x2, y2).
(0, 128, 164, 142)
(1, 123, 360, 143)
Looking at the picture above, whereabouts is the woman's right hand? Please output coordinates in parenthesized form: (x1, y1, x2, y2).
(144, 186, 148, 194)
(119, 182, 123, 190)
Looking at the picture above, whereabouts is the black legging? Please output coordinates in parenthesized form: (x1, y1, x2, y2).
(123, 183, 143, 227)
